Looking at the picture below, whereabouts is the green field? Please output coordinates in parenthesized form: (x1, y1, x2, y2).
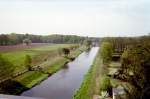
(2, 44, 78, 73)
(14, 71, 48, 88)
(0, 44, 86, 92)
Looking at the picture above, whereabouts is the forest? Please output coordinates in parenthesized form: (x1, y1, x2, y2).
(0, 33, 99, 45)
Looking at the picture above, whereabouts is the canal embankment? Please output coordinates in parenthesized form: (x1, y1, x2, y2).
(21, 47, 99, 99)
(0, 46, 86, 95)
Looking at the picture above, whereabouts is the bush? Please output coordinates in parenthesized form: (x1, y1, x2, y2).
(62, 48, 70, 56)
(23, 38, 32, 46)
(0, 54, 14, 80)
(24, 55, 32, 70)
(100, 75, 111, 91)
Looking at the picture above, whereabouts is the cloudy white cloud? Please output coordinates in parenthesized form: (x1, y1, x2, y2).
(0, 0, 150, 37)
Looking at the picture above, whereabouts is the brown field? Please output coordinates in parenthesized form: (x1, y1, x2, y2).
(0, 43, 51, 52)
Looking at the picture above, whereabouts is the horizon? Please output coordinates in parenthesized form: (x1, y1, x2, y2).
(0, 0, 150, 37)
(1, 32, 149, 38)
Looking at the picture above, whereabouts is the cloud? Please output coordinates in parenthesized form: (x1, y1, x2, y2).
(0, 0, 149, 37)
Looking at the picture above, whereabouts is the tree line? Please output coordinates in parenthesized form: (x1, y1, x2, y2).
(100, 35, 150, 99)
(0, 33, 99, 45)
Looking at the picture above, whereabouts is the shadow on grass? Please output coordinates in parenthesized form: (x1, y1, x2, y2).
(0, 79, 29, 95)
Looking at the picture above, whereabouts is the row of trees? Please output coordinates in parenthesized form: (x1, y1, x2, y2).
(101, 35, 150, 99)
(101, 37, 141, 53)
(0, 33, 99, 45)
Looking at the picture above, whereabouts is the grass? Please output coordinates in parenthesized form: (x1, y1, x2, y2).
(99, 75, 111, 91)
(43, 57, 69, 74)
(1, 44, 77, 73)
(14, 71, 48, 88)
(70, 46, 86, 57)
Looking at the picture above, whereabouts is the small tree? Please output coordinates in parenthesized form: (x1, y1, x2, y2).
(62, 48, 70, 56)
(24, 55, 32, 71)
(84, 39, 92, 49)
(0, 54, 14, 80)
(100, 75, 112, 96)
(23, 38, 32, 46)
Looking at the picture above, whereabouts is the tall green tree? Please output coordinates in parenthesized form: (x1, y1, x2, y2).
(100, 42, 113, 63)
(84, 39, 92, 49)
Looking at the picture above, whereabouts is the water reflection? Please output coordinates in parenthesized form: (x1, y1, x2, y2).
(63, 64, 69, 69)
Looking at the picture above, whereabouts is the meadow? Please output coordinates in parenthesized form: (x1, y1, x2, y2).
(1, 44, 77, 73)
(0, 43, 86, 94)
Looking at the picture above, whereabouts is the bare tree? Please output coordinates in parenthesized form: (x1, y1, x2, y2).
(23, 38, 32, 46)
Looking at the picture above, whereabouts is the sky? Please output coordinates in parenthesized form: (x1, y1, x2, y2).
(0, 0, 150, 37)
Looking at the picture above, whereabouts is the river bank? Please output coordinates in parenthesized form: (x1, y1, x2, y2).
(73, 47, 102, 99)
(0, 45, 86, 95)
(21, 47, 99, 99)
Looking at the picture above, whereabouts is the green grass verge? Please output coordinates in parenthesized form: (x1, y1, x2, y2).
(14, 71, 48, 88)
(73, 50, 101, 99)
(42, 47, 85, 73)
(43, 57, 69, 74)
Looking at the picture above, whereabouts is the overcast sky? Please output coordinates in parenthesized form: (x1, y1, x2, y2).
(0, 0, 150, 37)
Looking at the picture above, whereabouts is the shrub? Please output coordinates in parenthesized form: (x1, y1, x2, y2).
(24, 55, 32, 70)
(62, 48, 70, 56)
(23, 38, 32, 46)
(100, 75, 111, 91)
(0, 54, 14, 80)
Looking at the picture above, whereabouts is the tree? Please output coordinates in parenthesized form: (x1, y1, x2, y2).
(23, 38, 32, 46)
(120, 43, 150, 98)
(8, 33, 20, 45)
(0, 54, 14, 80)
(62, 48, 70, 56)
(0, 34, 9, 45)
(84, 39, 92, 49)
(100, 42, 113, 64)
(24, 55, 32, 70)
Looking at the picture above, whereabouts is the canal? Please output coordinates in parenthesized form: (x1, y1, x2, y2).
(21, 47, 99, 99)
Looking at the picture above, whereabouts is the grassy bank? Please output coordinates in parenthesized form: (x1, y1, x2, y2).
(2, 45, 85, 94)
(73, 49, 102, 99)
(2, 44, 77, 73)
(43, 57, 69, 74)
(14, 71, 48, 88)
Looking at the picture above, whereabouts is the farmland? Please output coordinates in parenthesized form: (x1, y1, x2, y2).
(0, 43, 86, 94)
(1, 44, 79, 73)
